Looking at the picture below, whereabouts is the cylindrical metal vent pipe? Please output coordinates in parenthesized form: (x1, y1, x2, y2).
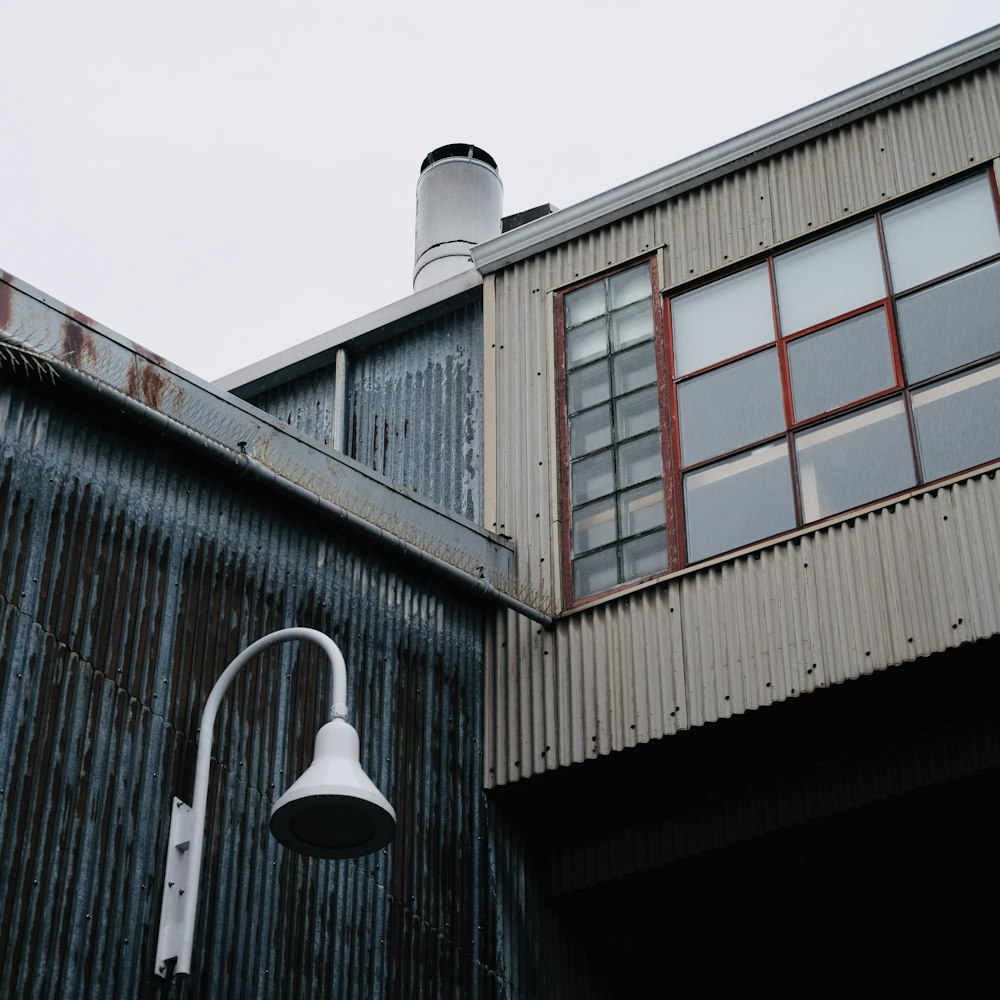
(413, 144, 502, 291)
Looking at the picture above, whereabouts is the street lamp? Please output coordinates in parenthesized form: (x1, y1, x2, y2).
(153, 627, 395, 979)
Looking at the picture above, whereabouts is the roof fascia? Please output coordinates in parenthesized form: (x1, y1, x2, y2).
(216, 269, 483, 397)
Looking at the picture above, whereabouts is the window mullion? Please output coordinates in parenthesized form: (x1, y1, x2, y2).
(654, 256, 685, 570)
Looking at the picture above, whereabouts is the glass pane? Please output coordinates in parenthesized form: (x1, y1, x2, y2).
(612, 342, 657, 394)
(795, 399, 915, 522)
(573, 496, 617, 555)
(672, 264, 774, 376)
(571, 450, 614, 506)
(883, 174, 1000, 291)
(684, 441, 795, 563)
(774, 221, 885, 333)
(565, 282, 606, 328)
(610, 299, 654, 351)
(567, 361, 610, 413)
(788, 308, 895, 420)
(619, 481, 665, 537)
(615, 386, 660, 439)
(677, 348, 785, 465)
(912, 361, 1000, 482)
(573, 547, 618, 598)
(609, 264, 651, 309)
(896, 259, 1000, 383)
(622, 531, 668, 582)
(619, 432, 662, 488)
(569, 405, 612, 457)
(566, 316, 608, 369)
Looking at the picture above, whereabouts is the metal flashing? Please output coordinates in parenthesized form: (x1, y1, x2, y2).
(0, 271, 539, 620)
(472, 26, 1000, 275)
(216, 268, 483, 397)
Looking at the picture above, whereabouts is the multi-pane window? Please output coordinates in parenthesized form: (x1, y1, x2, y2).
(561, 263, 668, 598)
(560, 171, 1000, 602)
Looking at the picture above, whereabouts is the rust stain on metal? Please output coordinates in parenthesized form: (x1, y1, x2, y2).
(125, 356, 174, 410)
(0, 281, 12, 332)
(141, 365, 168, 409)
(68, 307, 99, 330)
(61, 320, 98, 367)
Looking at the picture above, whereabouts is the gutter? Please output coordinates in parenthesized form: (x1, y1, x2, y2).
(1, 328, 554, 628)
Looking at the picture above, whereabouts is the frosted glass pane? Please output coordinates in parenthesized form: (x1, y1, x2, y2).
(619, 432, 662, 488)
(570, 405, 612, 457)
(571, 449, 614, 505)
(622, 531, 668, 582)
(610, 300, 654, 351)
(883, 174, 1000, 291)
(565, 282, 606, 327)
(672, 264, 774, 375)
(677, 349, 784, 465)
(609, 264, 651, 309)
(566, 316, 608, 369)
(573, 547, 618, 598)
(896, 260, 1000, 383)
(612, 342, 657, 394)
(619, 481, 665, 537)
(615, 386, 660, 440)
(788, 309, 894, 420)
(774, 221, 885, 333)
(567, 361, 609, 413)
(573, 496, 617, 555)
(795, 399, 915, 521)
(684, 441, 795, 563)
(912, 361, 1000, 482)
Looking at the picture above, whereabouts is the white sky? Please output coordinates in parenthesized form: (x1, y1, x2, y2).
(1, 1, 997, 382)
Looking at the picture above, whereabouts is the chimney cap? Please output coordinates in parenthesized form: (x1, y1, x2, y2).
(420, 144, 498, 174)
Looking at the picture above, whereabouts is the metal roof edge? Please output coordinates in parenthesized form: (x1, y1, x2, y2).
(0, 270, 538, 617)
(472, 25, 1000, 275)
(216, 268, 483, 397)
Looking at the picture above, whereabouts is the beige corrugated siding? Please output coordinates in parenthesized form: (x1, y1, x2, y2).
(484, 63, 1000, 787)
(487, 471, 1000, 786)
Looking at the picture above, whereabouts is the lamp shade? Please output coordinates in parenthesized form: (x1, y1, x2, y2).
(270, 718, 396, 859)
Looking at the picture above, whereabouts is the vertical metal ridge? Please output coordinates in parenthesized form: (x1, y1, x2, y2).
(339, 301, 485, 522)
(487, 470, 1000, 787)
(0, 370, 549, 996)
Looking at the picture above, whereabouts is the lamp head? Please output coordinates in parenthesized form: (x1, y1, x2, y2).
(270, 718, 396, 859)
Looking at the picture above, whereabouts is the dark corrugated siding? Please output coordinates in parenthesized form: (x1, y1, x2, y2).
(346, 301, 484, 523)
(0, 372, 598, 999)
(252, 367, 339, 449)
(248, 301, 484, 524)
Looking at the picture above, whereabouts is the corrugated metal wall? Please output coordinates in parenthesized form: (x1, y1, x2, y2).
(346, 302, 484, 524)
(484, 64, 1000, 786)
(0, 365, 606, 999)
(487, 470, 1000, 786)
(252, 366, 340, 448)
(248, 301, 484, 525)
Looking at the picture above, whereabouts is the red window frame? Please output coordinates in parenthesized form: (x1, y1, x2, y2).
(557, 166, 1000, 607)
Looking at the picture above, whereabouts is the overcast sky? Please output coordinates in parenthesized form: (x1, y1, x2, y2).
(1, 1, 997, 382)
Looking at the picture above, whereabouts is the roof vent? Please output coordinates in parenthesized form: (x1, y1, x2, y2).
(413, 144, 502, 291)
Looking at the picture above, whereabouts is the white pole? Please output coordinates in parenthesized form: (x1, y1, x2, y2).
(154, 628, 348, 979)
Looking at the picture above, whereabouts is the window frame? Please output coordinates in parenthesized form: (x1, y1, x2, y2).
(555, 255, 681, 605)
(556, 166, 1000, 608)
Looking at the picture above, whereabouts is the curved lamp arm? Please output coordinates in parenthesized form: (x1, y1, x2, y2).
(155, 628, 353, 980)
